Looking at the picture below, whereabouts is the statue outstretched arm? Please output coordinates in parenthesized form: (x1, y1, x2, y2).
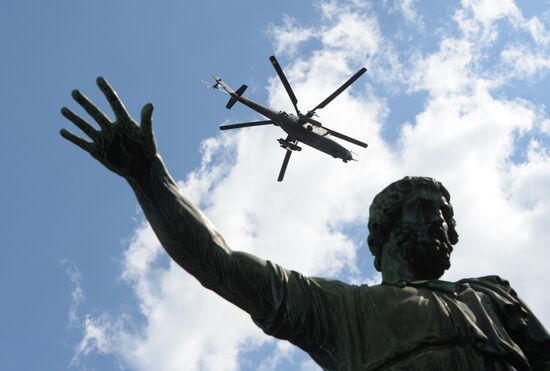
(59, 78, 331, 338)
(60, 77, 276, 314)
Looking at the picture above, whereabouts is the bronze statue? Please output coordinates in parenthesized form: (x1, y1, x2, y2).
(61, 77, 550, 370)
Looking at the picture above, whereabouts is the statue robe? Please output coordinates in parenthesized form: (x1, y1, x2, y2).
(241, 262, 550, 370)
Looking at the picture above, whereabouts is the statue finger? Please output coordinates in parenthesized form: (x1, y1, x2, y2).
(60, 129, 96, 154)
(140, 103, 154, 138)
(96, 76, 131, 123)
(61, 107, 99, 140)
(71, 89, 111, 129)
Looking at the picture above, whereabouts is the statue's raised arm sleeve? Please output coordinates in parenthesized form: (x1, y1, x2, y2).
(125, 155, 331, 348)
(126, 155, 267, 313)
(248, 262, 334, 352)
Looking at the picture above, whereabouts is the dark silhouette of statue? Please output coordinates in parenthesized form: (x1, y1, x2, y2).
(61, 77, 550, 370)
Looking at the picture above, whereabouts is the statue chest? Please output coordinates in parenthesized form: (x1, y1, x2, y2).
(328, 282, 512, 370)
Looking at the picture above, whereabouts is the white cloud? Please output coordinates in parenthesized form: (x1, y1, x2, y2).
(71, 314, 120, 367)
(525, 17, 550, 45)
(320, 12, 381, 57)
(389, 0, 425, 31)
(61, 261, 84, 328)
(501, 45, 550, 80)
(462, 0, 521, 27)
(454, 0, 550, 49)
(256, 342, 295, 371)
(72, 1, 550, 370)
(409, 38, 474, 96)
(269, 16, 316, 57)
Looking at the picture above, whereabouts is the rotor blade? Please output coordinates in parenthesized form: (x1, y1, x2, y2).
(269, 56, 300, 115)
(277, 149, 293, 182)
(219, 120, 273, 131)
(325, 127, 368, 148)
(307, 67, 367, 117)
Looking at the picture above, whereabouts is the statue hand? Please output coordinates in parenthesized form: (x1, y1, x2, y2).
(60, 77, 157, 180)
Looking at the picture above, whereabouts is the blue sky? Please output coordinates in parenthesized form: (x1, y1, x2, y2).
(2, 1, 550, 370)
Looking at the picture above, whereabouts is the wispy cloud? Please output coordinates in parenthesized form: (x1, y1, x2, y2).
(388, 0, 425, 31)
(70, 0, 550, 370)
(61, 260, 84, 329)
(71, 314, 116, 367)
(269, 15, 316, 57)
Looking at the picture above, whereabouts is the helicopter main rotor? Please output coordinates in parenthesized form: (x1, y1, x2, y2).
(269, 55, 367, 126)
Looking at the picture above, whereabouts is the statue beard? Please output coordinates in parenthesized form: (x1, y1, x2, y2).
(389, 222, 453, 280)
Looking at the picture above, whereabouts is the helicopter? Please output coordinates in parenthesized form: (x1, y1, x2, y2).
(209, 55, 368, 182)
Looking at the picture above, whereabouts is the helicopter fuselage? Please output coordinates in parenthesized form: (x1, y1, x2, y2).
(231, 94, 354, 162)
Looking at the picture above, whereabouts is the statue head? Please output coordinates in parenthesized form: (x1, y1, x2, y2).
(367, 177, 459, 281)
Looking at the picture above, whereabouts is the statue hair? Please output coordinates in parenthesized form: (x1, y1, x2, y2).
(367, 176, 455, 271)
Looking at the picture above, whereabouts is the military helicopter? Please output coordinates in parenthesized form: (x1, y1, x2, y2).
(209, 55, 368, 181)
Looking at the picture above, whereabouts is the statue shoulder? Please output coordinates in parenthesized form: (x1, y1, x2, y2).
(308, 276, 357, 291)
(458, 275, 518, 297)
(463, 274, 511, 286)
(304, 276, 374, 302)
(460, 276, 550, 367)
